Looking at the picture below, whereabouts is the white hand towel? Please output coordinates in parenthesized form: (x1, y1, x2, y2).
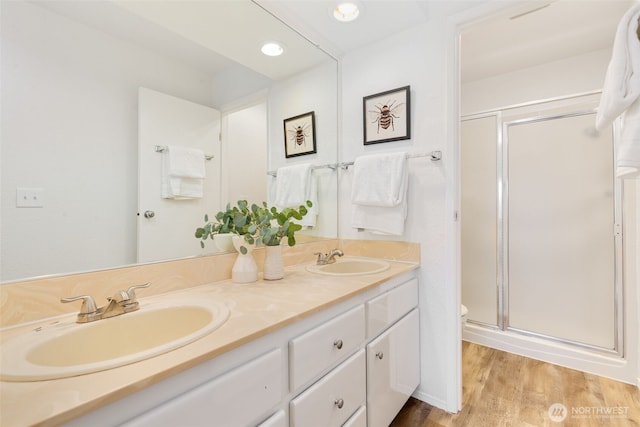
(350, 152, 409, 235)
(351, 152, 407, 206)
(275, 163, 312, 208)
(161, 145, 206, 199)
(596, 4, 640, 178)
(167, 145, 206, 178)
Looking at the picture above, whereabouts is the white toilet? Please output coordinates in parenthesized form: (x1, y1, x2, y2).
(461, 304, 468, 332)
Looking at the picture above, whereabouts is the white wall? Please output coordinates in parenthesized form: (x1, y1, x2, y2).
(339, 20, 459, 410)
(0, 1, 213, 281)
(462, 48, 612, 115)
(268, 61, 338, 239)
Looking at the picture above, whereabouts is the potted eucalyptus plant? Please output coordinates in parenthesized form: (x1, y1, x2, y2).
(195, 200, 258, 283)
(251, 201, 312, 280)
(196, 200, 312, 281)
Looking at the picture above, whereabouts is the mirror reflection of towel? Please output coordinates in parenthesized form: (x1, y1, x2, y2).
(274, 163, 317, 227)
(161, 145, 206, 199)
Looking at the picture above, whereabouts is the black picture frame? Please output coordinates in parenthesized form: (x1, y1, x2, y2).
(283, 111, 317, 158)
(363, 85, 411, 145)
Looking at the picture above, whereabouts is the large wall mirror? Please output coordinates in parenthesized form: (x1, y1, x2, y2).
(1, 0, 338, 282)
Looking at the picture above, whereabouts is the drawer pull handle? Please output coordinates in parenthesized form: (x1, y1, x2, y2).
(334, 398, 344, 409)
(376, 351, 384, 360)
(333, 339, 343, 350)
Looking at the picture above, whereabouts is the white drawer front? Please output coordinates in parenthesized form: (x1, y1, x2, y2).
(342, 405, 366, 427)
(366, 278, 418, 339)
(290, 349, 366, 427)
(258, 410, 287, 427)
(123, 349, 283, 427)
(289, 305, 365, 390)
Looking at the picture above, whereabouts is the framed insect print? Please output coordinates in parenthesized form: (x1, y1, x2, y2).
(284, 111, 317, 158)
(363, 85, 411, 145)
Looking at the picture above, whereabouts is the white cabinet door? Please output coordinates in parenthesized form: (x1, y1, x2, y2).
(123, 349, 283, 427)
(366, 309, 420, 427)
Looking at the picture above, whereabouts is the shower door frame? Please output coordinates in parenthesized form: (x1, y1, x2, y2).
(462, 92, 624, 358)
(502, 109, 624, 357)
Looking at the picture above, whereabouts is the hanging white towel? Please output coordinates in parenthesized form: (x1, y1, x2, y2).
(350, 152, 408, 235)
(275, 163, 312, 208)
(161, 145, 206, 199)
(596, 4, 640, 178)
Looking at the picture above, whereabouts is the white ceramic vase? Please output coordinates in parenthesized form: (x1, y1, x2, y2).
(231, 235, 258, 283)
(263, 244, 284, 280)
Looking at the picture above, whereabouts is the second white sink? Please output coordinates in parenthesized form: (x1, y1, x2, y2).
(306, 257, 390, 276)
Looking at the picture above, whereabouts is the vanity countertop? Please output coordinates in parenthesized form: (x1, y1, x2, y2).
(0, 258, 418, 427)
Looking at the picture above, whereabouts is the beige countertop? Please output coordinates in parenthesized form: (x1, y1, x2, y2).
(0, 258, 418, 427)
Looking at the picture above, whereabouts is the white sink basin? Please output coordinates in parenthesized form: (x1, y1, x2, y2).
(0, 295, 230, 382)
(306, 257, 390, 276)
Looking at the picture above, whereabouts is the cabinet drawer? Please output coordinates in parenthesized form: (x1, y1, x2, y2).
(290, 349, 366, 427)
(342, 405, 366, 427)
(258, 410, 287, 427)
(123, 349, 283, 427)
(367, 278, 418, 339)
(289, 305, 365, 390)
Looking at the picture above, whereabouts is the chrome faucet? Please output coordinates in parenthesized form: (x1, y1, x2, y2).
(61, 282, 151, 323)
(314, 249, 344, 265)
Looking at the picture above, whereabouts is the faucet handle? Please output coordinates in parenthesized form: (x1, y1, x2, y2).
(314, 252, 326, 264)
(61, 295, 98, 314)
(125, 282, 151, 303)
(108, 289, 131, 304)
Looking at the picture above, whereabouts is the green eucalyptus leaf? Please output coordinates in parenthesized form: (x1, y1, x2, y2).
(240, 245, 248, 255)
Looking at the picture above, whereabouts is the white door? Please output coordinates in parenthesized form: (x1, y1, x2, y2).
(137, 87, 221, 263)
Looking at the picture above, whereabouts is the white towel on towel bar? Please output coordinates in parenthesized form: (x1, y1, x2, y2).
(275, 163, 312, 208)
(161, 145, 206, 199)
(596, 4, 640, 178)
(350, 152, 408, 235)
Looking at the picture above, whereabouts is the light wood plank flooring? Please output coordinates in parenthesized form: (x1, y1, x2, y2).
(391, 341, 640, 427)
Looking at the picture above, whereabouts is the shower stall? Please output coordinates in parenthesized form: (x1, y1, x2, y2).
(460, 93, 631, 379)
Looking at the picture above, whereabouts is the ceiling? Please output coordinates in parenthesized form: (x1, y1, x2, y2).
(32, 0, 633, 83)
(460, 0, 633, 82)
(262, 0, 632, 83)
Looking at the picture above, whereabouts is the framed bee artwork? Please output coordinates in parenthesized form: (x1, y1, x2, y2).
(284, 111, 317, 158)
(363, 85, 411, 145)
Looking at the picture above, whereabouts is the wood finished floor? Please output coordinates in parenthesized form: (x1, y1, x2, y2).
(390, 341, 640, 427)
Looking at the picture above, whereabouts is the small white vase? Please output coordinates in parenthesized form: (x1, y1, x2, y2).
(263, 244, 284, 280)
(231, 236, 258, 283)
(213, 233, 234, 253)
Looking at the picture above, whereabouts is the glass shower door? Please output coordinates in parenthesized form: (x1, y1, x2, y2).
(505, 112, 617, 349)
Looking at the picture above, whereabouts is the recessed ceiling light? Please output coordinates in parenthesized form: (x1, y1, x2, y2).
(261, 42, 284, 57)
(333, 2, 360, 22)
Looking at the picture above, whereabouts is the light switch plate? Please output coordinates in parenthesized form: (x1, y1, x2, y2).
(16, 188, 44, 208)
